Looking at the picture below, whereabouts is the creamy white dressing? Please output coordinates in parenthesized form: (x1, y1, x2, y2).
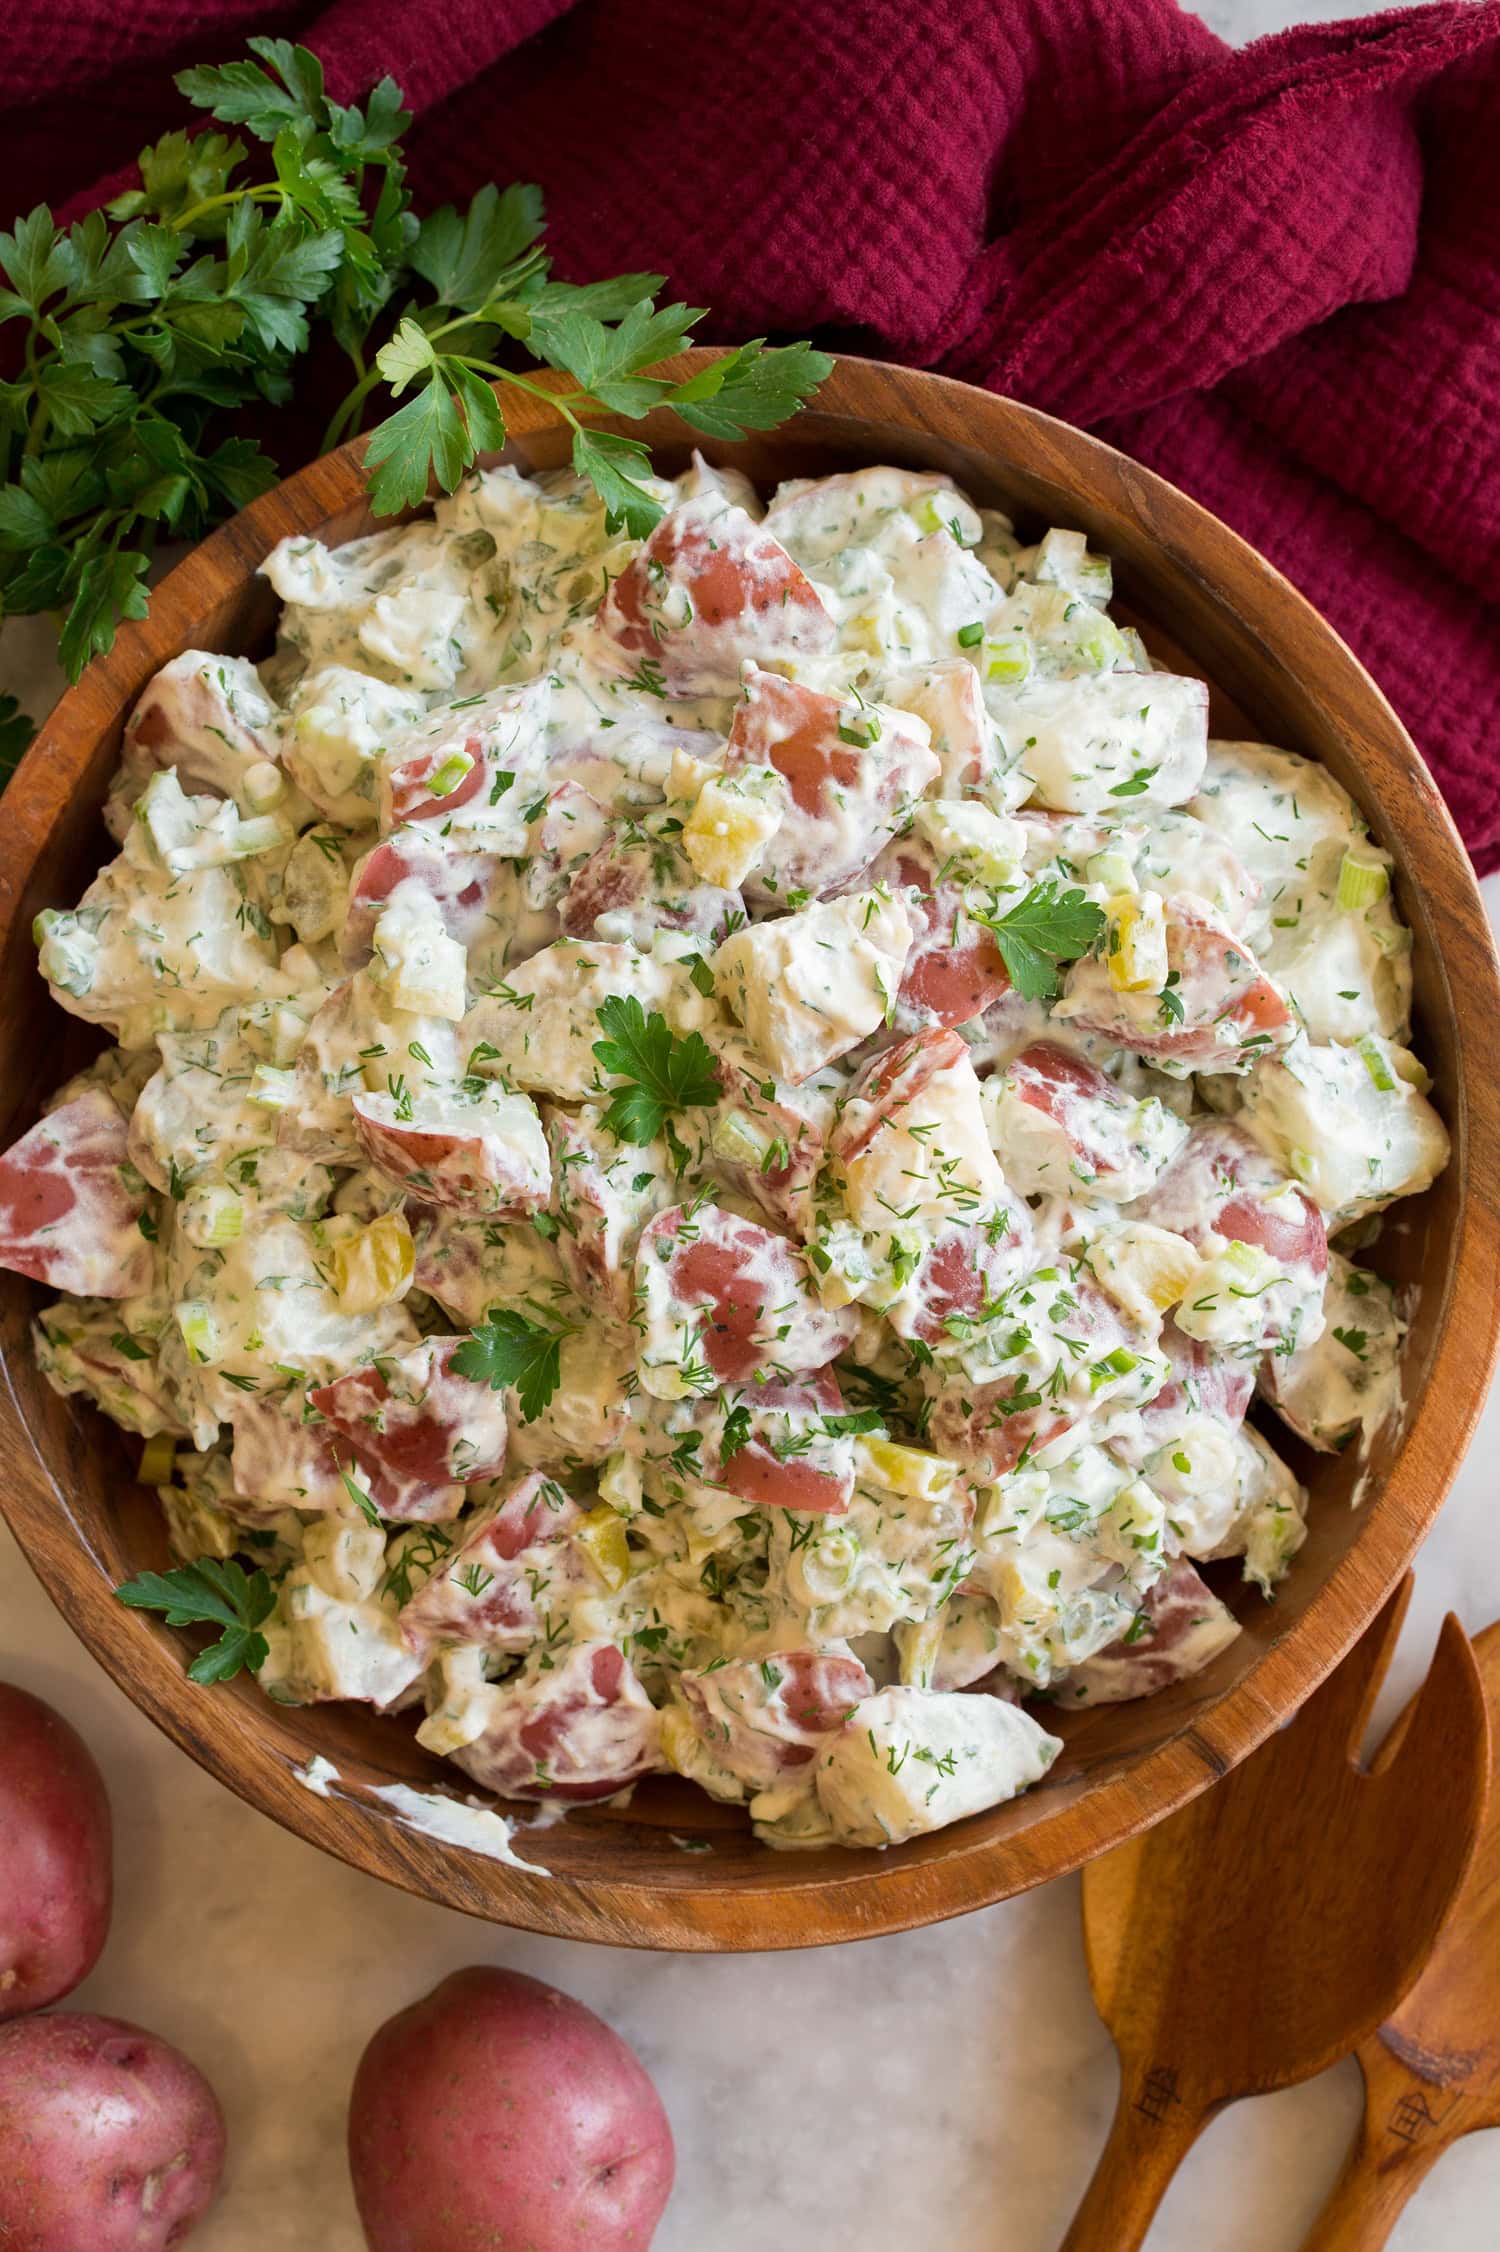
(16, 450, 1449, 1856)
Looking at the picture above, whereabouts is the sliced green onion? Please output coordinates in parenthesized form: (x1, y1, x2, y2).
(956, 620, 985, 649)
(426, 750, 475, 797)
(224, 815, 286, 860)
(1336, 850, 1390, 912)
(183, 1185, 244, 1248)
(1357, 1034, 1397, 1093)
(174, 1300, 220, 1365)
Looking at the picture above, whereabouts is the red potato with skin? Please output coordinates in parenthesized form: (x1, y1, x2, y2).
(0, 1090, 153, 1299)
(349, 1967, 675, 2252)
(0, 1687, 112, 2021)
(599, 494, 834, 694)
(723, 665, 939, 900)
(0, 2011, 225, 2252)
(868, 838, 1010, 1033)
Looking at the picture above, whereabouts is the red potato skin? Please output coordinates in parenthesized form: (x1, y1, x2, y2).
(0, 2011, 225, 2251)
(349, 1968, 675, 2252)
(0, 1685, 112, 2020)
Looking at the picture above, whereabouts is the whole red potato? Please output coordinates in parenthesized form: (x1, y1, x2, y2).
(0, 1682, 112, 2018)
(349, 1966, 675, 2251)
(0, 2010, 225, 2251)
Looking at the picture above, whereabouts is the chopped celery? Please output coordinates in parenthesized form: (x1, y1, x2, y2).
(1357, 1034, 1397, 1093)
(426, 749, 475, 797)
(182, 1185, 244, 1248)
(174, 1300, 220, 1365)
(984, 633, 1031, 684)
(1336, 850, 1390, 912)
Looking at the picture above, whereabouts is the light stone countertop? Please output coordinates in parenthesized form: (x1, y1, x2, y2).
(6, 5, 1495, 2243)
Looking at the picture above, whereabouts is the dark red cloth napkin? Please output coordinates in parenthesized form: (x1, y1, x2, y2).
(4, 1, 1498, 865)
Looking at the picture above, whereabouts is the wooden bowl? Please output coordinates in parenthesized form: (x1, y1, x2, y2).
(3, 354, 1497, 1951)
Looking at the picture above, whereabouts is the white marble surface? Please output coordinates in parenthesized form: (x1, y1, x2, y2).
(3, 4, 1493, 2244)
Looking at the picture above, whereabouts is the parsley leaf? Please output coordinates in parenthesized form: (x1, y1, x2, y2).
(592, 995, 721, 1145)
(451, 1308, 568, 1423)
(720, 1403, 752, 1463)
(1332, 1325, 1369, 1360)
(114, 1558, 275, 1684)
(976, 882, 1106, 1003)
(0, 38, 828, 733)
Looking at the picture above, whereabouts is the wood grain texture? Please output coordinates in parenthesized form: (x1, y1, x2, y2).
(1, 353, 1498, 1951)
(1299, 1617, 1500, 2251)
(1063, 1585, 1490, 2252)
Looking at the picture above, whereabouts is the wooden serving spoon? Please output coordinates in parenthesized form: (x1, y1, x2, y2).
(1298, 1615, 1500, 2249)
(1059, 1579, 1489, 2252)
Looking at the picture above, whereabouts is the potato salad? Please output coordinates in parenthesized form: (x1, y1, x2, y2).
(0, 453, 1449, 1852)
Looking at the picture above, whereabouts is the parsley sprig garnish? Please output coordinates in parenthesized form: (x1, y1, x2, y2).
(976, 881, 1106, 1003)
(451, 1307, 571, 1422)
(0, 37, 831, 696)
(592, 995, 721, 1146)
(114, 1557, 275, 1683)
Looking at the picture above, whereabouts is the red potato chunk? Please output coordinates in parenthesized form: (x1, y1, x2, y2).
(599, 496, 835, 694)
(0, 1091, 153, 1299)
(1052, 1559, 1241, 1707)
(0, 1685, 112, 2021)
(634, 1204, 856, 1390)
(679, 1650, 874, 1790)
(228, 1394, 348, 1519)
(378, 682, 549, 838)
(120, 650, 274, 804)
(560, 823, 743, 949)
(341, 832, 510, 966)
(886, 660, 997, 794)
(884, 1209, 1035, 1350)
(724, 666, 938, 900)
(310, 1339, 509, 1524)
(546, 1108, 667, 1318)
(985, 1040, 1188, 1202)
(0, 2011, 225, 2252)
(832, 1026, 1005, 1230)
(452, 1641, 664, 1803)
(1138, 1119, 1328, 1278)
(925, 1273, 1136, 1479)
(714, 1369, 858, 1515)
(353, 1085, 550, 1216)
(710, 1052, 831, 1240)
(868, 838, 1010, 1033)
(1057, 896, 1295, 1071)
(519, 780, 613, 912)
(399, 1473, 586, 1660)
(1132, 1319, 1255, 1456)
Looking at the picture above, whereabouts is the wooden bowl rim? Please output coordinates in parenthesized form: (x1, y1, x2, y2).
(2, 351, 1497, 1950)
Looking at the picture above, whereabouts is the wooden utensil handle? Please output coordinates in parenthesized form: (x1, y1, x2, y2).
(1059, 2074, 1211, 2252)
(1300, 2054, 1464, 2252)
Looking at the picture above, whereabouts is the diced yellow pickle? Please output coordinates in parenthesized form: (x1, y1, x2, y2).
(855, 1436, 957, 1502)
(1087, 1223, 1200, 1327)
(668, 747, 718, 803)
(659, 1705, 702, 1777)
(139, 1432, 177, 1487)
(1105, 893, 1168, 993)
(574, 1503, 632, 1592)
(334, 1212, 415, 1314)
(683, 772, 785, 889)
(894, 1617, 943, 1689)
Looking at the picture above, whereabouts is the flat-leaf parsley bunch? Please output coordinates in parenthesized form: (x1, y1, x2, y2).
(0, 36, 831, 764)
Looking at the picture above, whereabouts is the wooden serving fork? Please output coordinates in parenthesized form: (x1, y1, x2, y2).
(1059, 1580, 1489, 2252)
(1298, 1615, 1500, 2248)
